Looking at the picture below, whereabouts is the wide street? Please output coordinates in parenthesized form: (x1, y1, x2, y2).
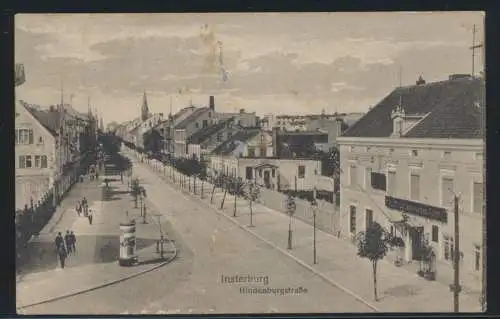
(23, 149, 374, 314)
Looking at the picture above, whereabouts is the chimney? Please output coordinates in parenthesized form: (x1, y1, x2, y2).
(209, 96, 215, 110)
(272, 127, 280, 158)
(416, 75, 426, 85)
(335, 117, 343, 137)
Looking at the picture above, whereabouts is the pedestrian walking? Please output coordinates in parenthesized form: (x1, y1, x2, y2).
(69, 231, 76, 253)
(82, 197, 88, 215)
(64, 230, 72, 254)
(120, 172, 123, 183)
(87, 209, 93, 225)
(54, 232, 64, 251)
(57, 245, 67, 269)
(76, 200, 81, 216)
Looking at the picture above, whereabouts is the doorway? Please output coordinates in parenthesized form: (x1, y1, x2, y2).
(410, 226, 424, 260)
(264, 170, 271, 188)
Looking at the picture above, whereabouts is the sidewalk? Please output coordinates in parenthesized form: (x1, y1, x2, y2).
(17, 156, 177, 311)
(140, 156, 481, 313)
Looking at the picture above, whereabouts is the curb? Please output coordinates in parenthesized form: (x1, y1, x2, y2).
(140, 163, 380, 312)
(17, 234, 178, 310)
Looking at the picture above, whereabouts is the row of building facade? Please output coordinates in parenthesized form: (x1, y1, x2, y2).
(115, 73, 484, 292)
(15, 66, 100, 210)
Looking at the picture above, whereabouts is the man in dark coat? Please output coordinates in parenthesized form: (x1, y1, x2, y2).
(69, 231, 76, 253)
(64, 230, 72, 254)
(55, 232, 64, 251)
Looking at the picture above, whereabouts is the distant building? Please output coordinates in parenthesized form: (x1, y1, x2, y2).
(337, 74, 484, 292)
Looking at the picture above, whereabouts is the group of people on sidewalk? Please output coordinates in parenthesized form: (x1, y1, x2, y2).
(75, 197, 93, 225)
(54, 230, 77, 269)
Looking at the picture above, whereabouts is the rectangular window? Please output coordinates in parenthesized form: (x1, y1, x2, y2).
(349, 205, 356, 234)
(365, 167, 372, 189)
(443, 235, 454, 261)
(25, 155, 32, 168)
(245, 167, 253, 180)
(431, 225, 439, 243)
(349, 165, 357, 187)
(248, 147, 255, 157)
(41, 155, 48, 168)
(260, 147, 267, 157)
(298, 165, 305, 179)
(35, 155, 41, 168)
(387, 171, 397, 196)
(217, 132, 223, 142)
(195, 122, 199, 129)
(410, 173, 420, 201)
(474, 245, 481, 272)
(19, 155, 26, 168)
(16, 128, 34, 145)
(441, 177, 454, 207)
(473, 181, 483, 214)
(203, 120, 208, 128)
(371, 172, 387, 191)
(227, 132, 232, 139)
(272, 169, 276, 177)
(365, 209, 373, 229)
(411, 149, 418, 157)
(259, 169, 262, 177)
(443, 151, 451, 160)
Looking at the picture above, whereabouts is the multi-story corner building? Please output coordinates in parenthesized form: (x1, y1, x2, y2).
(15, 101, 97, 210)
(337, 74, 484, 291)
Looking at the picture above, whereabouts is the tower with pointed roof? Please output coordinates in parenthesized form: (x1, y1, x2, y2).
(141, 91, 149, 121)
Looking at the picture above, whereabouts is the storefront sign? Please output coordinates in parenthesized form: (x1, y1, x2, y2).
(385, 196, 448, 223)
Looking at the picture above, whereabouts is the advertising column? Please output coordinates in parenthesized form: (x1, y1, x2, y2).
(119, 220, 137, 266)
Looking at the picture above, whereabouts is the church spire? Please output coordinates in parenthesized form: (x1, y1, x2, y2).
(141, 90, 149, 121)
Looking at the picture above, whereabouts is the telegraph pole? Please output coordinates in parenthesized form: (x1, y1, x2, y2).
(452, 195, 461, 312)
(469, 24, 484, 77)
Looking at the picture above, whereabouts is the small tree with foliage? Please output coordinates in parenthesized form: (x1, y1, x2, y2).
(355, 222, 393, 301)
(130, 178, 141, 208)
(245, 181, 260, 227)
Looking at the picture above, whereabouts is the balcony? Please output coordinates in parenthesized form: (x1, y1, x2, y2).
(385, 195, 448, 223)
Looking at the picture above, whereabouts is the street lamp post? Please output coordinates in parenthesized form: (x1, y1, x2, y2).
(142, 189, 147, 224)
(154, 214, 164, 259)
(188, 175, 191, 192)
(233, 176, 237, 217)
(193, 174, 197, 194)
(286, 194, 296, 250)
(311, 198, 318, 264)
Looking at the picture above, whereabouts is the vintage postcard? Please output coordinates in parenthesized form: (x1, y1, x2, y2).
(15, 12, 485, 314)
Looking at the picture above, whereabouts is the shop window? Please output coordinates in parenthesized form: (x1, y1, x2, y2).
(431, 225, 439, 243)
(349, 205, 356, 234)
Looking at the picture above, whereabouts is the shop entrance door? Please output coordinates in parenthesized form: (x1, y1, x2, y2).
(410, 226, 424, 260)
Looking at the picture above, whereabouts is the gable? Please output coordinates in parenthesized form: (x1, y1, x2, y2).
(16, 102, 57, 141)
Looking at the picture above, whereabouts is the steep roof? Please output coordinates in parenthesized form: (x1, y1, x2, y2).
(174, 107, 209, 129)
(212, 129, 261, 156)
(187, 118, 234, 144)
(23, 104, 61, 136)
(342, 76, 484, 139)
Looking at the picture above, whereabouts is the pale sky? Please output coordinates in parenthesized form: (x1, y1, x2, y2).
(14, 12, 484, 125)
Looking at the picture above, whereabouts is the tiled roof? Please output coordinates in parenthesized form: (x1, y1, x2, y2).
(187, 118, 234, 144)
(23, 103, 61, 136)
(212, 129, 261, 156)
(342, 76, 484, 139)
(174, 107, 209, 129)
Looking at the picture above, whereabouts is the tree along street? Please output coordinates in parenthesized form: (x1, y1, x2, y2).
(23, 152, 374, 314)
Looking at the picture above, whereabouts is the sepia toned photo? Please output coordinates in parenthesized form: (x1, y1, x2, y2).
(15, 12, 485, 314)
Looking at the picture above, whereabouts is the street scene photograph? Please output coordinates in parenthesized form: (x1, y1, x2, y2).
(15, 12, 485, 314)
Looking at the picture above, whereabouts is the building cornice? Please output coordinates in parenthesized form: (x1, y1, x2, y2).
(337, 136, 483, 150)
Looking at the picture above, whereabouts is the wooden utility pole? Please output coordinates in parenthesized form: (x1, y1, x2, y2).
(469, 24, 484, 77)
(452, 195, 461, 312)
